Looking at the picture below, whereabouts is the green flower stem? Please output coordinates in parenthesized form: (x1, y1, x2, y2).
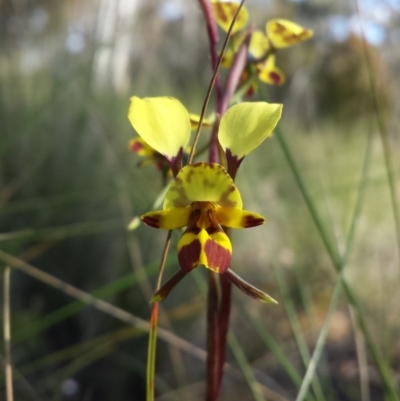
(275, 127, 399, 401)
(147, 230, 172, 401)
(147, 302, 159, 401)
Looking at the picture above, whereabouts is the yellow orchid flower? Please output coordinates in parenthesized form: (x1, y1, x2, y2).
(142, 162, 264, 273)
(267, 19, 313, 49)
(257, 55, 285, 85)
(211, 0, 249, 34)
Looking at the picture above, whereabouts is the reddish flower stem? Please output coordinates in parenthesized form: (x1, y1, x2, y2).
(216, 273, 232, 385)
(219, 30, 253, 116)
(206, 271, 221, 401)
(198, 0, 222, 103)
(199, 1, 249, 400)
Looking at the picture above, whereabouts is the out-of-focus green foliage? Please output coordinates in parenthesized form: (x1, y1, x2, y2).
(1, 0, 400, 400)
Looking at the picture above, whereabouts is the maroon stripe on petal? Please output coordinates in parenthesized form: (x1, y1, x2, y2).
(204, 240, 231, 273)
(178, 239, 202, 272)
(129, 141, 144, 152)
(141, 215, 160, 228)
(244, 215, 264, 227)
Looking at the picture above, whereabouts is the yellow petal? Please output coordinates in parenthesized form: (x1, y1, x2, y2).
(218, 102, 283, 159)
(128, 97, 191, 160)
(164, 163, 243, 209)
(216, 207, 265, 228)
(249, 30, 270, 59)
(266, 19, 313, 49)
(141, 207, 190, 229)
(178, 226, 232, 273)
(189, 113, 214, 130)
(257, 55, 286, 85)
(211, 1, 249, 34)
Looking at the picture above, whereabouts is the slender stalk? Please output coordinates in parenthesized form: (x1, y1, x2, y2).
(198, 0, 222, 103)
(3, 266, 14, 401)
(188, 0, 247, 164)
(147, 230, 173, 401)
(216, 274, 231, 386)
(147, 303, 160, 401)
(198, 2, 249, 400)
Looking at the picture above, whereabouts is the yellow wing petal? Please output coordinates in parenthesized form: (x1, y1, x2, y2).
(141, 207, 190, 229)
(218, 102, 283, 159)
(212, 1, 249, 34)
(257, 55, 286, 85)
(249, 30, 270, 59)
(266, 19, 313, 49)
(216, 207, 265, 228)
(128, 97, 191, 159)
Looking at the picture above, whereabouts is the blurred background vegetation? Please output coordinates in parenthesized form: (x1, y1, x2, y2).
(1, 0, 400, 400)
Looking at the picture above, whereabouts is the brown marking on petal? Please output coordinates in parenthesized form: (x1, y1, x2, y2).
(141, 215, 160, 228)
(168, 175, 191, 207)
(178, 239, 202, 272)
(169, 147, 184, 177)
(269, 71, 282, 85)
(270, 22, 312, 45)
(184, 224, 201, 235)
(185, 167, 196, 183)
(215, 166, 239, 207)
(187, 209, 201, 227)
(129, 141, 143, 152)
(214, 7, 229, 23)
(204, 239, 231, 273)
(206, 226, 221, 235)
(225, 148, 244, 180)
(243, 215, 265, 228)
(271, 22, 286, 35)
